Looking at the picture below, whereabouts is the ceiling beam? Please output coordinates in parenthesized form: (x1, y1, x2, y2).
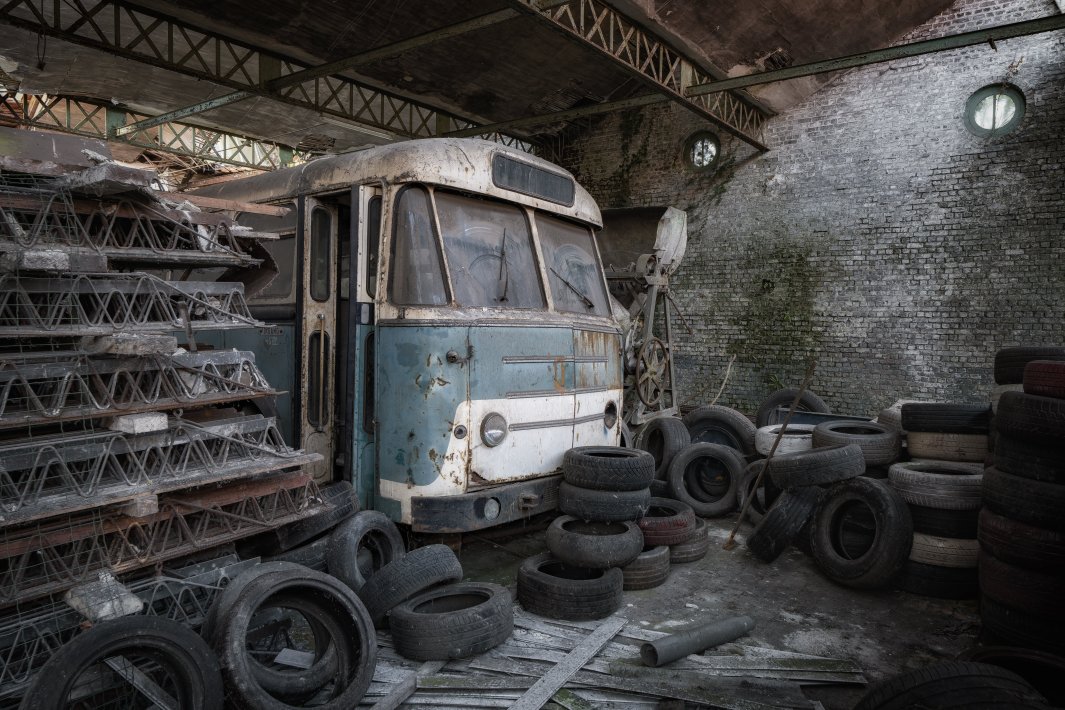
(687, 13, 1065, 97)
(114, 8, 521, 136)
(0, 0, 499, 140)
(447, 94, 666, 138)
(0, 90, 307, 171)
(511, 0, 772, 151)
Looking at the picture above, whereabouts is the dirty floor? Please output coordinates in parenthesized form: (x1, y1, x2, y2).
(456, 514, 981, 710)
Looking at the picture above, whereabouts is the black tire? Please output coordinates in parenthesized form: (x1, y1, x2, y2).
(996, 391, 1065, 444)
(516, 553, 623, 620)
(899, 560, 978, 599)
(959, 646, 1065, 706)
(263, 533, 330, 571)
(982, 466, 1065, 532)
(853, 660, 1048, 710)
(622, 545, 671, 590)
(909, 533, 977, 568)
(978, 507, 1065, 571)
(636, 498, 697, 546)
(236, 481, 357, 557)
(390, 582, 513, 660)
(326, 510, 406, 593)
(670, 518, 709, 563)
(1024, 359, 1065, 399)
(809, 477, 912, 589)
(666, 443, 745, 517)
(216, 568, 376, 710)
(905, 431, 989, 463)
(995, 433, 1065, 483)
(681, 405, 757, 456)
(812, 421, 900, 467)
(995, 346, 1065, 385)
(979, 552, 1065, 618)
(201, 561, 307, 645)
(738, 460, 782, 525)
(562, 446, 655, 491)
(900, 403, 991, 435)
(981, 595, 1065, 656)
(650, 478, 671, 497)
(635, 417, 691, 480)
(755, 388, 831, 427)
(888, 461, 983, 511)
(545, 516, 644, 569)
(558, 481, 650, 522)
(766, 444, 865, 489)
(20, 616, 224, 710)
(746, 486, 823, 562)
(356, 544, 463, 626)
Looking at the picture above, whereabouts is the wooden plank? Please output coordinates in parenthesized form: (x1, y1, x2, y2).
(151, 190, 291, 216)
(369, 660, 445, 710)
(509, 616, 625, 710)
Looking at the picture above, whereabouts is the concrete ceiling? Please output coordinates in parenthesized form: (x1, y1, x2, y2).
(0, 0, 956, 160)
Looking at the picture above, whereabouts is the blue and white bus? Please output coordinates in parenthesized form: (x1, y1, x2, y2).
(195, 139, 623, 532)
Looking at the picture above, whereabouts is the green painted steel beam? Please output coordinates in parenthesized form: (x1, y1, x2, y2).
(687, 13, 1065, 97)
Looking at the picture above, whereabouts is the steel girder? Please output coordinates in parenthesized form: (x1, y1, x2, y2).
(513, 0, 772, 150)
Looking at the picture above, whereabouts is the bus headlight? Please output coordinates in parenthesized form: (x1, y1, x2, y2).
(480, 412, 508, 447)
(604, 401, 618, 428)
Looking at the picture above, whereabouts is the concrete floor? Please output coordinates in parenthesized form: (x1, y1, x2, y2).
(456, 514, 981, 710)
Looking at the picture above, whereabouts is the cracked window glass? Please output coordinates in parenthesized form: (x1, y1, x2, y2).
(538, 214, 609, 316)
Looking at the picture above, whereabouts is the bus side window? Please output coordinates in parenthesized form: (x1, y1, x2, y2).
(309, 207, 332, 302)
(256, 235, 297, 301)
(366, 196, 381, 298)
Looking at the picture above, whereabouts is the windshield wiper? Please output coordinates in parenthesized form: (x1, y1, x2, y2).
(550, 267, 594, 309)
(497, 227, 509, 303)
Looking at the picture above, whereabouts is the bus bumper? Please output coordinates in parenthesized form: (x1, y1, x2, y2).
(409, 475, 561, 533)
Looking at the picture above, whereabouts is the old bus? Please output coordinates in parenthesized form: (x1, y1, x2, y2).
(194, 139, 623, 532)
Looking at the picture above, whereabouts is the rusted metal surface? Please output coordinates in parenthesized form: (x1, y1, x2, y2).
(0, 472, 323, 607)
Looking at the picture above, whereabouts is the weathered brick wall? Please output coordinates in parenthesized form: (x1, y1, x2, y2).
(559, 0, 1065, 417)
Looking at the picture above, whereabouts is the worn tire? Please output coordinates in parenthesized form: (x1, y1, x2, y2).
(216, 568, 376, 710)
(991, 384, 1023, 414)
(812, 421, 900, 467)
(979, 552, 1065, 619)
(994, 433, 1065, 483)
(959, 646, 1065, 706)
(981, 595, 1065, 656)
(900, 403, 991, 435)
(746, 486, 823, 562)
(876, 399, 924, 433)
(982, 466, 1065, 532)
(1024, 360, 1065, 399)
(682, 405, 757, 455)
(755, 423, 815, 456)
(978, 508, 1065, 571)
(995, 346, 1065, 385)
(236, 481, 357, 556)
(906, 432, 988, 462)
(809, 477, 912, 589)
(622, 545, 671, 590)
(558, 481, 650, 522)
(888, 461, 983, 511)
(755, 388, 831, 427)
(637, 497, 697, 546)
(910, 533, 977, 568)
(562, 446, 655, 491)
(853, 660, 1048, 710)
(545, 516, 643, 569)
(666, 443, 744, 517)
(635, 417, 691, 480)
(670, 518, 709, 563)
(516, 553, 623, 620)
(899, 561, 978, 599)
(20, 616, 224, 710)
(738, 460, 782, 525)
(390, 582, 513, 660)
(996, 391, 1065, 444)
(357, 544, 463, 627)
(767, 444, 865, 489)
(326, 511, 406, 593)
(650, 478, 671, 498)
(908, 505, 979, 538)
(263, 534, 330, 571)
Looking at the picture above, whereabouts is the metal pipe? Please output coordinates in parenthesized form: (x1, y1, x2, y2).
(639, 616, 755, 667)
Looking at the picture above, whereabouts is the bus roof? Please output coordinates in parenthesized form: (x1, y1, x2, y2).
(194, 138, 602, 227)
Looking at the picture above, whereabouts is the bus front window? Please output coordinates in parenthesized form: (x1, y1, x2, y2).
(436, 191, 544, 309)
(537, 214, 610, 316)
(390, 186, 448, 306)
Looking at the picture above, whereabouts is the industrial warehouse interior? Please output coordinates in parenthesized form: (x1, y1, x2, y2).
(0, 0, 1063, 708)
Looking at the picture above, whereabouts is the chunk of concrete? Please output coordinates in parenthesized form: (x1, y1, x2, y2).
(64, 571, 144, 622)
(83, 333, 178, 356)
(109, 412, 168, 435)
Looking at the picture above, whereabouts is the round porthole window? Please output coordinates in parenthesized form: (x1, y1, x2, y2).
(964, 84, 1025, 137)
(685, 131, 720, 170)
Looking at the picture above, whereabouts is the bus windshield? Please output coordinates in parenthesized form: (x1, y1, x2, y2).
(538, 213, 610, 316)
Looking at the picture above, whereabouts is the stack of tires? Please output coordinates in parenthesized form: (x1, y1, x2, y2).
(748, 444, 914, 590)
(889, 403, 989, 598)
(624, 498, 704, 591)
(980, 355, 1065, 654)
(518, 447, 653, 620)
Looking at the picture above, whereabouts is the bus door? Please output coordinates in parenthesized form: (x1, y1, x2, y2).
(300, 198, 338, 483)
(339, 185, 382, 510)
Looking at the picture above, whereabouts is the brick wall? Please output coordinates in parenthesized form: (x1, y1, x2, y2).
(559, 0, 1065, 417)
